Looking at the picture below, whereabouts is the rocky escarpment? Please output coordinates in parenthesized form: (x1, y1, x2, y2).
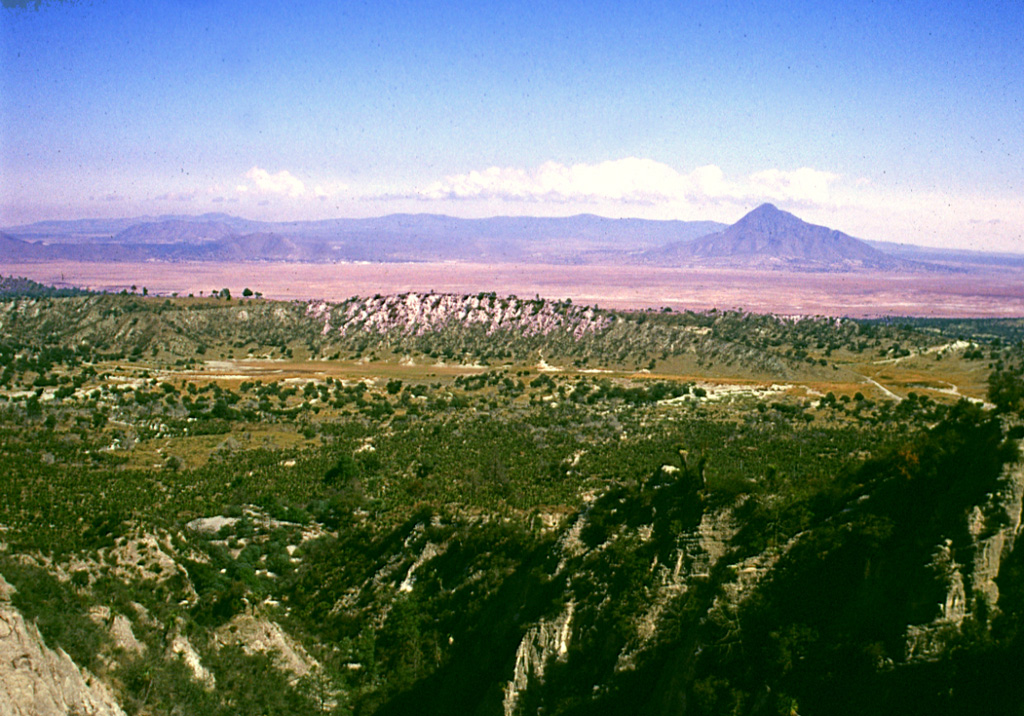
(1, 291, 938, 381)
(503, 601, 575, 716)
(0, 575, 126, 716)
(307, 292, 610, 339)
(906, 437, 1024, 660)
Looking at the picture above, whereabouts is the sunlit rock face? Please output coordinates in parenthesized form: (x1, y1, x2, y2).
(308, 293, 611, 339)
(0, 576, 126, 716)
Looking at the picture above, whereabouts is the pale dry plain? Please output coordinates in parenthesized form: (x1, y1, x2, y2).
(6, 260, 1024, 318)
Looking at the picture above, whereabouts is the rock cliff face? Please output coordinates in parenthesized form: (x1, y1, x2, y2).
(0, 576, 126, 716)
(503, 601, 575, 716)
(972, 456, 1024, 604)
(906, 443, 1024, 660)
(307, 293, 611, 339)
(214, 614, 319, 682)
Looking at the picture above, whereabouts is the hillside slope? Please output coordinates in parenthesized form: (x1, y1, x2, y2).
(0, 292, 1022, 715)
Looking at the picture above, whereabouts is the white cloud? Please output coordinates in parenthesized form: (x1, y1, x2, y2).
(417, 158, 840, 207)
(686, 164, 732, 199)
(748, 167, 840, 204)
(242, 167, 306, 197)
(314, 181, 349, 199)
(420, 158, 692, 203)
(154, 191, 197, 202)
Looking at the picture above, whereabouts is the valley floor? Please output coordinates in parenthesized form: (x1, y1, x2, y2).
(6, 260, 1024, 317)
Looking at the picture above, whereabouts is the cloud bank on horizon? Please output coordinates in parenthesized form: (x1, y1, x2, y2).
(418, 159, 839, 206)
(9, 155, 1022, 254)
(120, 157, 1016, 254)
(1, 0, 1021, 252)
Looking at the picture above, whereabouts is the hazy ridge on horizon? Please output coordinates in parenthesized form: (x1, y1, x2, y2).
(4, 204, 1023, 270)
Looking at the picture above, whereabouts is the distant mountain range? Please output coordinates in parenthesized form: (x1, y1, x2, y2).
(0, 213, 727, 265)
(2, 206, 1019, 271)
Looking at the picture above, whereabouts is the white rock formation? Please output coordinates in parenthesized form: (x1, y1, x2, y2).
(308, 293, 611, 340)
(214, 614, 318, 682)
(503, 601, 575, 716)
(906, 442, 1024, 661)
(0, 575, 126, 716)
(971, 458, 1024, 607)
(169, 633, 216, 687)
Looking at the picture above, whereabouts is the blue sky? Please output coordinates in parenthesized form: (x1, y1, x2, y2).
(1, 0, 1022, 250)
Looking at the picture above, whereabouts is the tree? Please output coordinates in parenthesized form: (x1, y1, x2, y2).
(324, 454, 360, 487)
(242, 287, 254, 297)
(219, 288, 231, 301)
(988, 370, 1024, 413)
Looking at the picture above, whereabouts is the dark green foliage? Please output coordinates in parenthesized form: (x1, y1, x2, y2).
(324, 453, 360, 487)
(1, 293, 1022, 716)
(0, 275, 93, 298)
(1, 560, 107, 670)
(185, 557, 250, 627)
(988, 369, 1024, 413)
(677, 402, 1019, 715)
(207, 646, 316, 715)
(117, 651, 215, 716)
(116, 645, 321, 716)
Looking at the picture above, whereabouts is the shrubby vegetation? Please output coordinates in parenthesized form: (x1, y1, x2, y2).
(0, 274, 94, 298)
(0, 288, 1022, 715)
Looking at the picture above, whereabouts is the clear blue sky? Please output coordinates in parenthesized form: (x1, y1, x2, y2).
(1, 0, 1022, 250)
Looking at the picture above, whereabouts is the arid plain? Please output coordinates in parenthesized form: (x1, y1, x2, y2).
(6, 260, 1024, 317)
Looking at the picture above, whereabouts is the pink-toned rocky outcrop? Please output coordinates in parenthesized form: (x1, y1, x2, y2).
(307, 293, 610, 340)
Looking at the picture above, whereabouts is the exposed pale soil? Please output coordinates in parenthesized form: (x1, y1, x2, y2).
(7, 261, 1024, 317)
